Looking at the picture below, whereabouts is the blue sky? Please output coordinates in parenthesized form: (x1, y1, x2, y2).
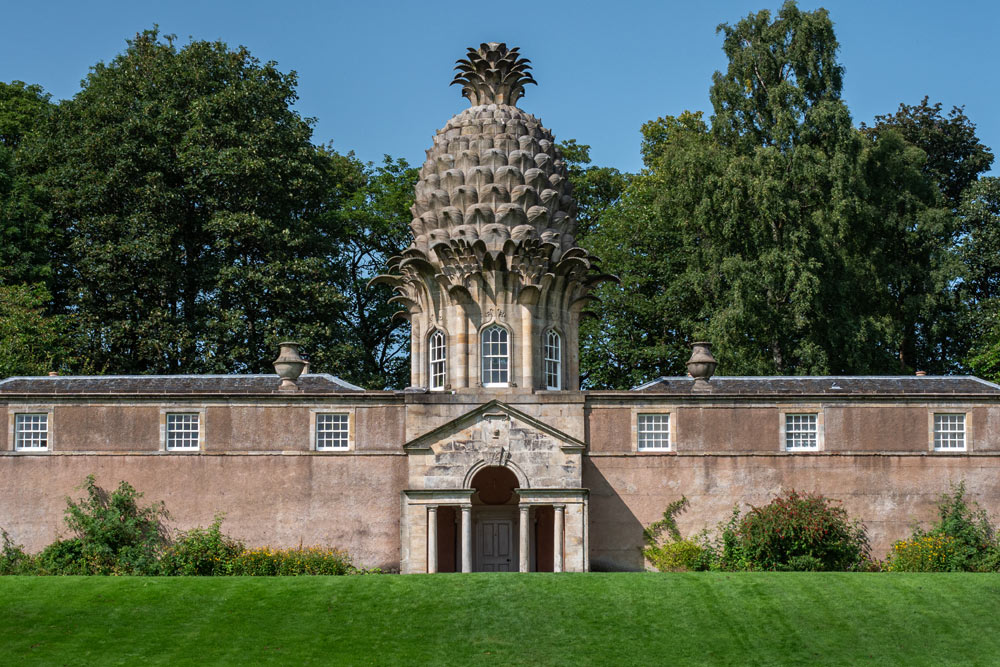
(3, 1, 997, 175)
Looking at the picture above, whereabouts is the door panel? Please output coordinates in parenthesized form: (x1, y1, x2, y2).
(477, 519, 514, 571)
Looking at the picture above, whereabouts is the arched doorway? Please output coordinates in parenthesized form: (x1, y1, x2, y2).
(471, 466, 519, 571)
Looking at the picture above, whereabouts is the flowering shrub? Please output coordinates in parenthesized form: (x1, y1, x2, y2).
(728, 490, 871, 571)
(886, 535, 960, 572)
(228, 546, 356, 576)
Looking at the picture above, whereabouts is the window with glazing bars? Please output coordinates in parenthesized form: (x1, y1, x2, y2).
(429, 331, 446, 391)
(316, 413, 350, 450)
(637, 414, 670, 451)
(544, 330, 561, 390)
(166, 413, 200, 450)
(785, 414, 818, 450)
(934, 413, 966, 450)
(481, 325, 509, 387)
(14, 413, 48, 451)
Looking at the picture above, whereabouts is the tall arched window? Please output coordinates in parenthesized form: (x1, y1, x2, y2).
(544, 329, 561, 390)
(429, 330, 447, 391)
(481, 324, 510, 387)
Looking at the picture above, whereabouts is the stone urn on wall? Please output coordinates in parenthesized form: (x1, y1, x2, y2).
(686, 341, 717, 391)
(273, 342, 307, 391)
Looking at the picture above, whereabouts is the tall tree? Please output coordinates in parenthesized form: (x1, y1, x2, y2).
(332, 154, 417, 389)
(558, 139, 631, 240)
(961, 177, 1000, 381)
(0, 81, 54, 286)
(865, 98, 993, 210)
(860, 101, 993, 372)
(22, 30, 359, 375)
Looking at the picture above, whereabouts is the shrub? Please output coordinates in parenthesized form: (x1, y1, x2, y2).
(889, 482, 997, 572)
(645, 539, 705, 572)
(58, 475, 169, 574)
(159, 515, 244, 576)
(733, 490, 870, 571)
(0, 530, 35, 575)
(887, 535, 961, 572)
(643, 497, 709, 572)
(35, 538, 87, 575)
(228, 546, 356, 576)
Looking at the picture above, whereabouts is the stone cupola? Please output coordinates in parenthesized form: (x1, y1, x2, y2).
(374, 43, 611, 392)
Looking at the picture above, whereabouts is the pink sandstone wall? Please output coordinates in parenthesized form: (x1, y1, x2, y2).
(0, 453, 407, 570)
(585, 453, 1000, 570)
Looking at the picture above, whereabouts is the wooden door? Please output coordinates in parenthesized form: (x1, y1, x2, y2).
(477, 518, 513, 571)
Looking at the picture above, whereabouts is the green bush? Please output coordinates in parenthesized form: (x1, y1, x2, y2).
(228, 546, 356, 576)
(58, 475, 168, 574)
(645, 539, 705, 572)
(159, 515, 245, 576)
(643, 497, 710, 572)
(888, 482, 997, 572)
(35, 538, 88, 575)
(728, 490, 870, 571)
(0, 530, 35, 575)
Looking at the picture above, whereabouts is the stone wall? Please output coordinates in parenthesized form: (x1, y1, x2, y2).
(585, 453, 1000, 570)
(0, 452, 407, 569)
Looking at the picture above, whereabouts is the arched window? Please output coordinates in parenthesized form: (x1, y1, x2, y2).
(429, 330, 447, 391)
(481, 325, 510, 387)
(544, 329, 561, 390)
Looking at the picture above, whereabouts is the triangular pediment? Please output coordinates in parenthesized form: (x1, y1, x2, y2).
(403, 399, 585, 453)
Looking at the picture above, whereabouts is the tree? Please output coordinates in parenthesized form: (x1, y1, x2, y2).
(558, 139, 631, 240)
(961, 177, 1000, 381)
(332, 154, 417, 389)
(21, 30, 360, 375)
(0, 284, 73, 377)
(582, 2, 883, 385)
(865, 97, 993, 210)
(0, 81, 53, 286)
(860, 99, 993, 372)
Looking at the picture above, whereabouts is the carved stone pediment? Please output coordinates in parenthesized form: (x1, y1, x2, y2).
(404, 400, 584, 490)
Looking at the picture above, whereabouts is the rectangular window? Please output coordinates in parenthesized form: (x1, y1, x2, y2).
(14, 413, 48, 451)
(316, 413, 350, 450)
(637, 414, 670, 451)
(785, 414, 818, 450)
(166, 413, 200, 451)
(934, 413, 966, 451)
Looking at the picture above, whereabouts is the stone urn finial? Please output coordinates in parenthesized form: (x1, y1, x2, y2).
(273, 342, 306, 391)
(686, 341, 717, 392)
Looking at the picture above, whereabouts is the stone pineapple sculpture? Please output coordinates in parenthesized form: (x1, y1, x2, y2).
(374, 43, 611, 390)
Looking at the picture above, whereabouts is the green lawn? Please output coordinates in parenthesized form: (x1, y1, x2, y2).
(1, 573, 999, 665)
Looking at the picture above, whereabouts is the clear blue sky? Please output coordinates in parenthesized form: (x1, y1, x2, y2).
(3, 0, 997, 176)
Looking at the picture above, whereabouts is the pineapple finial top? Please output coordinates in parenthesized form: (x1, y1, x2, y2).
(450, 42, 537, 107)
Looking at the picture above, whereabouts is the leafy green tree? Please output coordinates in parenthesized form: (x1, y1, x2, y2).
(22, 30, 359, 375)
(0, 283, 73, 377)
(332, 154, 417, 389)
(583, 3, 884, 385)
(865, 97, 993, 210)
(961, 177, 1000, 381)
(859, 100, 993, 372)
(0, 81, 54, 286)
(558, 139, 631, 239)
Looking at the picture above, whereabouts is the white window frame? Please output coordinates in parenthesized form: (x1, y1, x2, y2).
(315, 413, 350, 451)
(159, 408, 206, 452)
(932, 412, 968, 452)
(12, 411, 51, 451)
(480, 324, 511, 388)
(429, 330, 447, 392)
(165, 412, 202, 451)
(782, 412, 821, 451)
(544, 329, 562, 390)
(636, 413, 671, 451)
(310, 408, 355, 452)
